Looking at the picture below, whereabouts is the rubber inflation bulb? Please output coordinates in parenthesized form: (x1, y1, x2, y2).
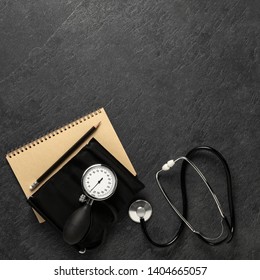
(63, 203, 92, 245)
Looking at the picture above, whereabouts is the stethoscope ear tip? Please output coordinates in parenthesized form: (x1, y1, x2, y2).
(128, 199, 152, 223)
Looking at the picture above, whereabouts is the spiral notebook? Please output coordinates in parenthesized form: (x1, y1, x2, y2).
(6, 108, 136, 222)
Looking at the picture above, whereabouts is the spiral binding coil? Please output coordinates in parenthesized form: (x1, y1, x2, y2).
(6, 108, 102, 159)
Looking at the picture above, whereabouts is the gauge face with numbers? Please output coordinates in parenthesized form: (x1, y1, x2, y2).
(81, 164, 117, 201)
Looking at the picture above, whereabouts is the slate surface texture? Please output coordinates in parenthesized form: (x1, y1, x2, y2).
(0, 0, 259, 259)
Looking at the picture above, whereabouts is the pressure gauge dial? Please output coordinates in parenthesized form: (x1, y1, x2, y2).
(82, 164, 117, 201)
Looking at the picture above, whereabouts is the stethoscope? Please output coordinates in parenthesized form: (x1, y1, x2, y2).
(129, 146, 235, 246)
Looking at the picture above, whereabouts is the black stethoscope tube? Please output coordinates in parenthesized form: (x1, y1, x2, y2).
(181, 146, 235, 245)
(139, 146, 235, 247)
(140, 175, 188, 247)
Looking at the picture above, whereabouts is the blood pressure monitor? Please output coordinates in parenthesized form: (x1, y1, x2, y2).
(63, 164, 117, 246)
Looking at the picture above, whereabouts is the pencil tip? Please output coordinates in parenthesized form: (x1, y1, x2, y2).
(95, 121, 101, 128)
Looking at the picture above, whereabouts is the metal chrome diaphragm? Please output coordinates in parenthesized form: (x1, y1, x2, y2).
(128, 200, 152, 223)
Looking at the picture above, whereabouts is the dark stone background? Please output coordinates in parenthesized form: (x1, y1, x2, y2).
(0, 0, 259, 260)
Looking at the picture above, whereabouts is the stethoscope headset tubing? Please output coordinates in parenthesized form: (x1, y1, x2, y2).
(139, 146, 235, 247)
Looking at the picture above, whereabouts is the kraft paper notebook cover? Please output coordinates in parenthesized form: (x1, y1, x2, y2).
(6, 108, 136, 223)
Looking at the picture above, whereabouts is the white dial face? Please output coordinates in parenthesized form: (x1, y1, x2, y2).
(82, 164, 117, 200)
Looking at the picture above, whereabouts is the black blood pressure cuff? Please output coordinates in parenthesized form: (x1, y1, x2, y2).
(28, 138, 144, 251)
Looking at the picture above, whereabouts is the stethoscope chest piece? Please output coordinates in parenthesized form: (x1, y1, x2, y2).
(129, 200, 152, 223)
